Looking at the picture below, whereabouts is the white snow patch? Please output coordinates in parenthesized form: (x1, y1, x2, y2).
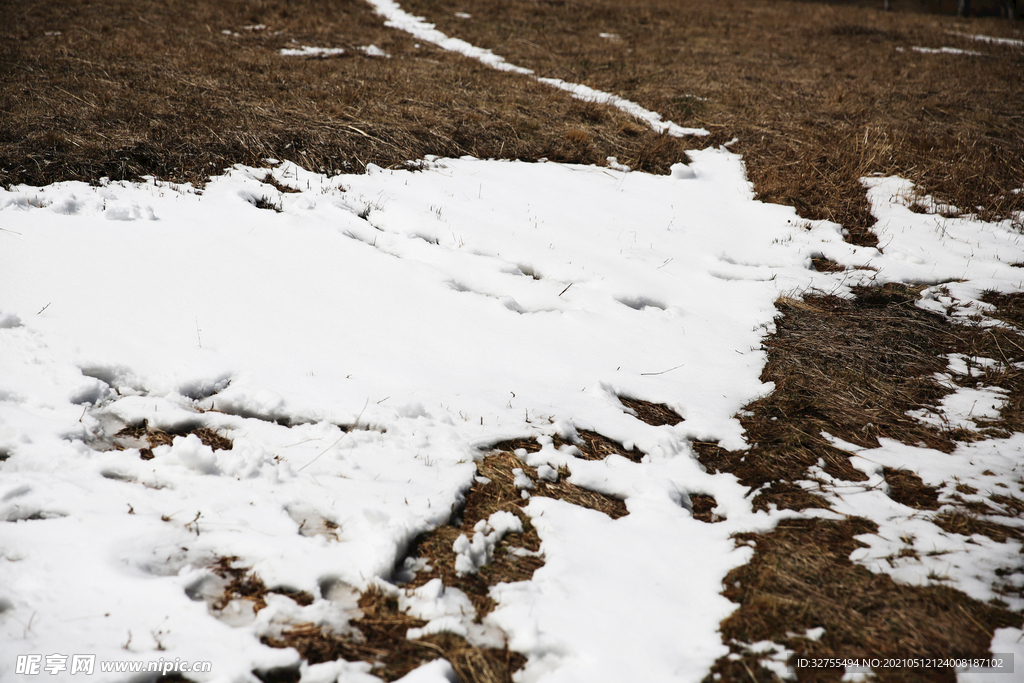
(817, 433, 1024, 612)
(911, 45, 985, 56)
(359, 44, 390, 57)
(605, 156, 630, 173)
(279, 45, 346, 57)
(453, 510, 524, 575)
(907, 382, 1008, 431)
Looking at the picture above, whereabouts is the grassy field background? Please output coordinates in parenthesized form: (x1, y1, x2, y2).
(3, 1, 1023, 681)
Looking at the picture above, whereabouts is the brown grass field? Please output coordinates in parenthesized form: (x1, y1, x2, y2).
(3, 0, 1023, 681)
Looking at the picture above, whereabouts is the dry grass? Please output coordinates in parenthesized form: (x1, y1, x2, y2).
(0, 0, 690, 187)
(981, 291, 1024, 328)
(618, 396, 684, 426)
(691, 285, 1024, 678)
(694, 284, 966, 513)
(205, 556, 522, 681)
(399, 0, 1024, 240)
(208, 556, 315, 613)
(262, 588, 525, 682)
(883, 467, 941, 510)
(403, 447, 626, 616)
(114, 420, 232, 460)
(7, 0, 1024, 679)
(710, 517, 1020, 683)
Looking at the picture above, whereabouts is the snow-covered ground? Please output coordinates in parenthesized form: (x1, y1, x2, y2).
(2, 4, 1024, 682)
(2, 150, 1022, 683)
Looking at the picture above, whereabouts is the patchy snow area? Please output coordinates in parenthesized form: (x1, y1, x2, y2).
(815, 432, 1024, 612)
(0, 149, 835, 681)
(907, 355, 1010, 431)
(1, 147, 1023, 681)
(3, 1, 1024, 679)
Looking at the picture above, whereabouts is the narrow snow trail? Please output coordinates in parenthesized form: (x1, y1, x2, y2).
(364, 0, 709, 137)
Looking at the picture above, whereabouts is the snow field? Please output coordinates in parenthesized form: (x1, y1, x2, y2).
(2, 138, 1024, 683)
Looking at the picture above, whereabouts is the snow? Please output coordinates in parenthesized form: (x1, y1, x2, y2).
(910, 46, 985, 56)
(452, 511, 523, 575)
(2, 5, 1024, 680)
(948, 32, 1024, 48)
(907, 355, 1010, 431)
(280, 46, 347, 57)
(2, 146, 1022, 680)
(359, 45, 390, 58)
(0, 149, 831, 681)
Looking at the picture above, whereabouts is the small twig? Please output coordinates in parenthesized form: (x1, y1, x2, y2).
(185, 511, 201, 536)
(957, 604, 992, 636)
(37, 302, 51, 315)
(558, 283, 572, 296)
(640, 363, 684, 376)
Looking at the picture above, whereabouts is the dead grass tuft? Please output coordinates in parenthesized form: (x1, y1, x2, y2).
(933, 510, 1023, 543)
(618, 396, 683, 426)
(573, 429, 645, 463)
(263, 587, 525, 681)
(883, 467, 941, 510)
(980, 292, 1024, 329)
(810, 255, 847, 273)
(209, 556, 314, 613)
(403, 447, 625, 617)
(689, 493, 723, 523)
(115, 420, 232, 460)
